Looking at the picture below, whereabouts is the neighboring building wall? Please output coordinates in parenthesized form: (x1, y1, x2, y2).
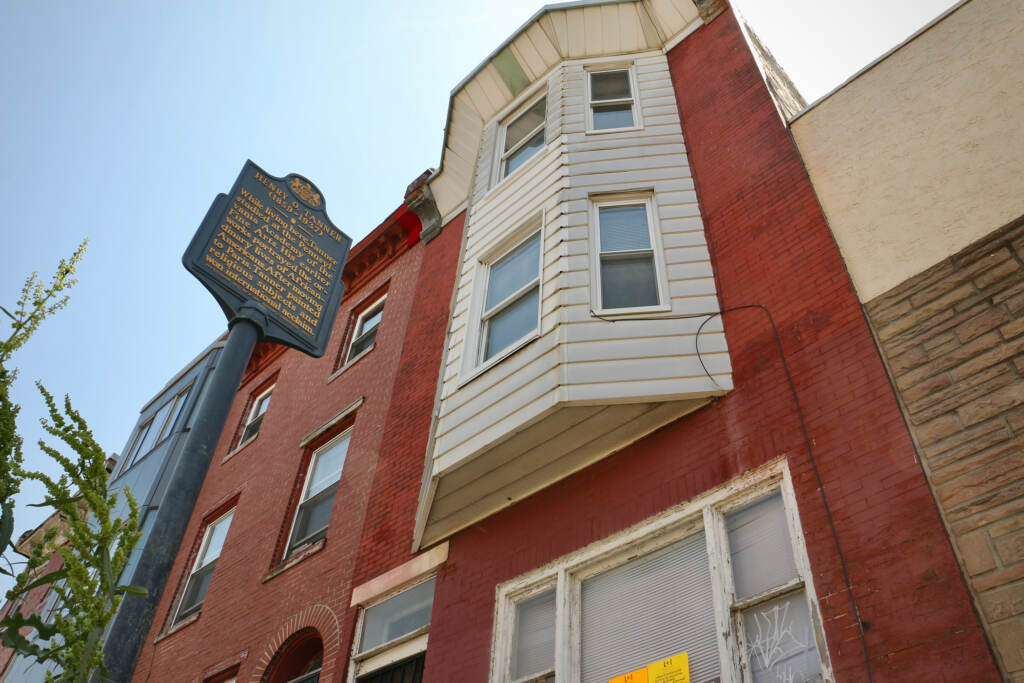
(134, 208, 463, 683)
(865, 217, 1024, 678)
(421, 8, 997, 682)
(790, 0, 1024, 301)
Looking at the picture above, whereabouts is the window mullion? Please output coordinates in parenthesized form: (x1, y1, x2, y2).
(704, 505, 742, 683)
(555, 569, 574, 683)
(591, 96, 633, 106)
(482, 277, 540, 321)
(502, 122, 545, 161)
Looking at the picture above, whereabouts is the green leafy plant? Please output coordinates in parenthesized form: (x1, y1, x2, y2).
(0, 242, 145, 682)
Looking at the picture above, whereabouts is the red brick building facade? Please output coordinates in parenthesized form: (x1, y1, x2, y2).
(131, 4, 1001, 683)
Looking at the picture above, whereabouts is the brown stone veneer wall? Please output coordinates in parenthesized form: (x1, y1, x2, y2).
(865, 215, 1024, 680)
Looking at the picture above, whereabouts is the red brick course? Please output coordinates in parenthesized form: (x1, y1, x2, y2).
(419, 11, 997, 683)
(134, 211, 464, 683)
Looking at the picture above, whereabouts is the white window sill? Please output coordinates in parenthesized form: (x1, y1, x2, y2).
(585, 124, 642, 135)
(222, 434, 257, 465)
(487, 142, 557, 198)
(262, 538, 327, 584)
(327, 344, 375, 384)
(458, 331, 540, 389)
(591, 303, 672, 319)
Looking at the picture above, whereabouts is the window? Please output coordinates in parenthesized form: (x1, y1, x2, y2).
(479, 231, 542, 364)
(587, 68, 638, 131)
(501, 97, 546, 179)
(352, 578, 436, 682)
(287, 430, 350, 555)
(346, 296, 386, 364)
(120, 383, 193, 473)
(174, 509, 234, 623)
(592, 197, 664, 312)
(266, 630, 323, 683)
(491, 469, 830, 683)
(240, 385, 273, 446)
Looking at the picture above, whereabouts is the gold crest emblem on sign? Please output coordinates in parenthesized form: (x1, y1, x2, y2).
(289, 177, 322, 207)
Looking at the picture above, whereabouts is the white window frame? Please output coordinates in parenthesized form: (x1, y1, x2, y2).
(345, 295, 387, 365)
(347, 574, 436, 683)
(285, 429, 351, 557)
(239, 385, 274, 448)
(585, 65, 642, 134)
(463, 215, 545, 380)
(589, 193, 671, 315)
(496, 93, 548, 182)
(489, 459, 834, 683)
(173, 508, 234, 624)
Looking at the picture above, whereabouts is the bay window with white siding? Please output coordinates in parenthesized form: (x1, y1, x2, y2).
(490, 463, 832, 683)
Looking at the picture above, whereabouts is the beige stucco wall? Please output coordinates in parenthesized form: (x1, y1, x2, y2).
(791, 0, 1024, 302)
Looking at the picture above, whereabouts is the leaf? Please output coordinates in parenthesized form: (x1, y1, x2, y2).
(0, 503, 12, 551)
(115, 584, 148, 598)
(27, 492, 83, 508)
(19, 568, 67, 593)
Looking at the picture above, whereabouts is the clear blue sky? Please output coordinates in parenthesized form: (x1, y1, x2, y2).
(0, 0, 957, 571)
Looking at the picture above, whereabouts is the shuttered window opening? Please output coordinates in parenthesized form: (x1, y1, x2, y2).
(726, 494, 823, 683)
(581, 532, 719, 683)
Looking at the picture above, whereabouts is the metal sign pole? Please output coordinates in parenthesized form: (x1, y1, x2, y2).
(103, 307, 264, 682)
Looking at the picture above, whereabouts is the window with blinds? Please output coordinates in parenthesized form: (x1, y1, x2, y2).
(492, 471, 831, 683)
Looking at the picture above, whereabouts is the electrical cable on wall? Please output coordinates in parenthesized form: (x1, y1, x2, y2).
(590, 305, 875, 682)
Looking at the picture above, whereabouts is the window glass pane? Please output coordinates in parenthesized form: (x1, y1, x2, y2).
(742, 591, 821, 683)
(505, 99, 546, 152)
(360, 306, 383, 334)
(291, 488, 336, 547)
(601, 255, 658, 309)
(504, 130, 545, 177)
(134, 416, 161, 462)
(599, 205, 650, 252)
(178, 563, 215, 618)
(581, 532, 720, 683)
(307, 434, 349, 498)
(512, 589, 555, 680)
(593, 103, 634, 130)
(361, 577, 436, 652)
(349, 328, 377, 359)
(484, 286, 539, 360)
(163, 386, 192, 439)
(486, 234, 540, 311)
(199, 511, 233, 568)
(591, 70, 631, 101)
(726, 493, 798, 600)
(253, 392, 271, 418)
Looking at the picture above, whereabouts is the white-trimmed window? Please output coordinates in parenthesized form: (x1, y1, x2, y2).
(240, 386, 273, 446)
(174, 509, 234, 623)
(287, 430, 350, 555)
(591, 196, 666, 312)
(346, 296, 386, 364)
(491, 465, 831, 683)
(478, 230, 542, 364)
(351, 577, 436, 682)
(501, 97, 546, 179)
(587, 68, 639, 132)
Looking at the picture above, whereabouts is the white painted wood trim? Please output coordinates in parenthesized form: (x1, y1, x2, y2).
(298, 397, 364, 448)
(583, 63, 644, 134)
(349, 542, 450, 607)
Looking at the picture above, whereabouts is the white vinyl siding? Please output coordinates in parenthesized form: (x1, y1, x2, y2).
(421, 53, 731, 546)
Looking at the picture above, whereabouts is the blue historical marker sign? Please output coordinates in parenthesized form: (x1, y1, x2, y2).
(184, 160, 352, 357)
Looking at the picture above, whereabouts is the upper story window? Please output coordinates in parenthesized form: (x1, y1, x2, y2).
(592, 196, 666, 312)
(346, 295, 386, 365)
(480, 231, 542, 363)
(587, 68, 638, 132)
(174, 508, 234, 623)
(352, 577, 436, 681)
(501, 97, 546, 179)
(287, 430, 350, 555)
(119, 383, 193, 474)
(239, 385, 273, 447)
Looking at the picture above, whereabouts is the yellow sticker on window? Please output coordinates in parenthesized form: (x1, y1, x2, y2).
(646, 652, 690, 683)
(609, 668, 649, 683)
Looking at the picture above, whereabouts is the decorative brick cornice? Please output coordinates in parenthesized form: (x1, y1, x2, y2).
(694, 0, 728, 23)
(240, 342, 286, 388)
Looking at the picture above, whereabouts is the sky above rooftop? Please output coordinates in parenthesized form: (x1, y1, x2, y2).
(0, 0, 958, 578)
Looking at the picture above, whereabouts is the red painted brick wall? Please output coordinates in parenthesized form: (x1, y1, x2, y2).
(133, 212, 464, 683)
(421, 12, 997, 683)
